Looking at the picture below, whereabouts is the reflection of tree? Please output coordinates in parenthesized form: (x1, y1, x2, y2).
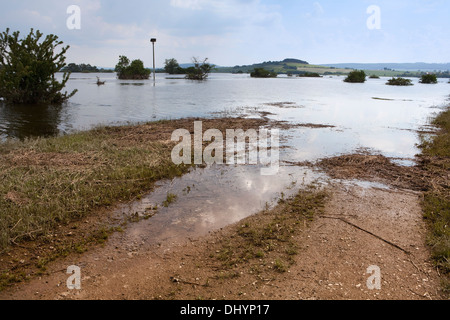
(0, 102, 63, 140)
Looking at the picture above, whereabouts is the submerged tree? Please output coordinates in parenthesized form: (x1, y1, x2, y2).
(420, 74, 438, 84)
(115, 55, 150, 80)
(344, 70, 366, 83)
(185, 57, 214, 80)
(0, 28, 77, 105)
(386, 77, 413, 86)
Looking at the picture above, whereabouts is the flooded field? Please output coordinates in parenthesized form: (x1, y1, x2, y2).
(1, 72, 448, 244)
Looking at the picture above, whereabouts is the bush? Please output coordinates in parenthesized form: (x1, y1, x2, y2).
(250, 68, 277, 78)
(185, 57, 214, 81)
(369, 75, 380, 79)
(420, 74, 438, 84)
(386, 77, 414, 86)
(344, 70, 366, 83)
(115, 56, 150, 80)
(0, 28, 77, 105)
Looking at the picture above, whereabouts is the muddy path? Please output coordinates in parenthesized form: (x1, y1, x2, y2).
(0, 154, 445, 300)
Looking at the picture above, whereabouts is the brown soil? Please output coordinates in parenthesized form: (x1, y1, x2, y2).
(0, 151, 446, 300)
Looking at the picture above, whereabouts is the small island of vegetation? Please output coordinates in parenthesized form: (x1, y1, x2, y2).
(250, 68, 277, 78)
(115, 55, 150, 80)
(344, 70, 366, 83)
(164, 57, 214, 80)
(297, 72, 321, 78)
(386, 77, 414, 86)
(420, 74, 438, 84)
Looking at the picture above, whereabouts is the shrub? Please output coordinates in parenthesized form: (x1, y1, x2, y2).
(386, 77, 414, 86)
(185, 57, 214, 81)
(420, 74, 438, 84)
(344, 70, 366, 83)
(0, 28, 77, 105)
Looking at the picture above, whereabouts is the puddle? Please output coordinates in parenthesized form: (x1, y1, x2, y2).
(113, 164, 325, 245)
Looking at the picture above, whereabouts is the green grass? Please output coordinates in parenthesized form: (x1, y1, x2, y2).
(421, 109, 450, 159)
(419, 107, 450, 294)
(163, 193, 178, 207)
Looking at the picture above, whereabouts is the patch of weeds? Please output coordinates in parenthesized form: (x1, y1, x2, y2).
(163, 193, 178, 208)
(0, 271, 28, 291)
(255, 251, 265, 258)
(273, 259, 287, 273)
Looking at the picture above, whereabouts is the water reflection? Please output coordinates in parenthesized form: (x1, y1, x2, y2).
(115, 164, 325, 244)
(0, 102, 64, 140)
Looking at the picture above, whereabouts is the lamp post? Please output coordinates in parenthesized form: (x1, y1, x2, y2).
(150, 38, 157, 83)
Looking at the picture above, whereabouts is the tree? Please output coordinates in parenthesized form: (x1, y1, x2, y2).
(250, 68, 277, 78)
(115, 56, 150, 80)
(0, 28, 77, 105)
(164, 58, 185, 74)
(420, 74, 438, 84)
(344, 70, 366, 83)
(185, 57, 214, 80)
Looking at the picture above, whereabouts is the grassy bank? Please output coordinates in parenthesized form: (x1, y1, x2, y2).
(0, 123, 191, 251)
(419, 107, 450, 293)
(0, 117, 269, 290)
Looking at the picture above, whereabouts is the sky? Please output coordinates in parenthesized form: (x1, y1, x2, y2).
(1, 0, 449, 68)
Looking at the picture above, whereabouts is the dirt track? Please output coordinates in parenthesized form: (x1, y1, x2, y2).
(0, 165, 444, 300)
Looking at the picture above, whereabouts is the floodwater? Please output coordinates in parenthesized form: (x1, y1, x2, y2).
(1, 73, 448, 243)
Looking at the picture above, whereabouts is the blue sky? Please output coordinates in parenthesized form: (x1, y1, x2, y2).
(1, 0, 449, 68)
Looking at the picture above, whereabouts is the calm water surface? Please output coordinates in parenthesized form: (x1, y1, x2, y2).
(1, 73, 448, 161)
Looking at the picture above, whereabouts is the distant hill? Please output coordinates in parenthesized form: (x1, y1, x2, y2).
(214, 58, 355, 75)
(214, 58, 310, 74)
(321, 62, 450, 72)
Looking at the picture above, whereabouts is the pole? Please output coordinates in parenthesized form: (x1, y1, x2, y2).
(152, 42, 156, 83)
(151, 38, 156, 84)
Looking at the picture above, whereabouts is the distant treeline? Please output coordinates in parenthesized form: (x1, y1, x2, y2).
(61, 63, 114, 73)
(399, 70, 450, 78)
(322, 62, 450, 72)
